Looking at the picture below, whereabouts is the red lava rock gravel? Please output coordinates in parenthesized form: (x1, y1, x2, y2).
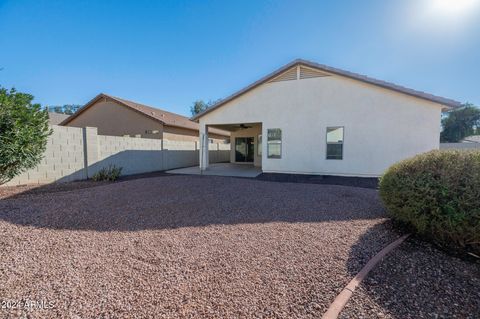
(0, 180, 110, 200)
(340, 238, 480, 319)
(0, 175, 476, 318)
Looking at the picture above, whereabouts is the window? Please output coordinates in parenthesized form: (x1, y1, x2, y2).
(267, 129, 282, 159)
(326, 127, 344, 160)
(258, 134, 262, 156)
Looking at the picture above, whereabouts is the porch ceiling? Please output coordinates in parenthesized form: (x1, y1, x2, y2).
(207, 122, 261, 132)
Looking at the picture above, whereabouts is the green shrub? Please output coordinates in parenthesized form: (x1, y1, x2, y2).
(92, 165, 123, 182)
(379, 150, 480, 255)
(0, 87, 52, 184)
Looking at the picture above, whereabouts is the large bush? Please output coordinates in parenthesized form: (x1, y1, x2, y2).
(379, 150, 480, 255)
(0, 87, 51, 184)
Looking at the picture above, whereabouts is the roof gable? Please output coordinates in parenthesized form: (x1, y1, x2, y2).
(191, 59, 462, 121)
(60, 94, 228, 136)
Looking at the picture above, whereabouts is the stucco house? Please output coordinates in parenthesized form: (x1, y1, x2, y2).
(192, 59, 461, 177)
(61, 93, 229, 142)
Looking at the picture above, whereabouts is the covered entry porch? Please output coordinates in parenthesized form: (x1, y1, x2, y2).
(200, 122, 263, 171)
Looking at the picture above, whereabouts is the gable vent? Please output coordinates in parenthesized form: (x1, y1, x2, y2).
(299, 66, 330, 79)
(268, 67, 298, 83)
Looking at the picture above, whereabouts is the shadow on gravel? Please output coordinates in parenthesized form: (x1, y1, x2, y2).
(0, 171, 173, 200)
(0, 174, 386, 231)
(343, 224, 480, 318)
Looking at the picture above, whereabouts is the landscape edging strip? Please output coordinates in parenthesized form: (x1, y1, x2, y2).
(322, 234, 410, 319)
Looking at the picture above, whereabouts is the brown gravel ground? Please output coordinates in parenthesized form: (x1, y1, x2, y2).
(341, 237, 480, 319)
(0, 171, 171, 200)
(0, 180, 110, 200)
(0, 175, 478, 318)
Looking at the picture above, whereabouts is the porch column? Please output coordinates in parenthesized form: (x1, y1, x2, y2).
(199, 123, 209, 171)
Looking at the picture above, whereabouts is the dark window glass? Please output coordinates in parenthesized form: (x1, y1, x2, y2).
(235, 137, 254, 162)
(326, 127, 344, 160)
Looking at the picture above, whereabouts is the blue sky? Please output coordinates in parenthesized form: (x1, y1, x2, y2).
(0, 0, 479, 116)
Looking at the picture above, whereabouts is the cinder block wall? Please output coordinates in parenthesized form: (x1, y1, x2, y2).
(3, 126, 86, 186)
(3, 125, 230, 186)
(440, 143, 480, 150)
(163, 140, 198, 170)
(96, 135, 165, 176)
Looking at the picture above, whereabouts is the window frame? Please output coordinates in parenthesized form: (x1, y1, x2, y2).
(267, 128, 282, 159)
(257, 134, 262, 156)
(326, 126, 344, 160)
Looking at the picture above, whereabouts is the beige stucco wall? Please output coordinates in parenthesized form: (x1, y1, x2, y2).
(66, 100, 164, 139)
(199, 69, 444, 177)
(229, 124, 262, 167)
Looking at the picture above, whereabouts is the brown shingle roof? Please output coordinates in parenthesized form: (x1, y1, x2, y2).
(60, 93, 229, 136)
(191, 59, 462, 121)
(48, 112, 71, 125)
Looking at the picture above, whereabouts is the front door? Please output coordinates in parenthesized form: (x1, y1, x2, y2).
(235, 137, 254, 162)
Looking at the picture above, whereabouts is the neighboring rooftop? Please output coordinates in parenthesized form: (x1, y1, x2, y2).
(192, 59, 463, 120)
(48, 112, 70, 125)
(61, 93, 229, 136)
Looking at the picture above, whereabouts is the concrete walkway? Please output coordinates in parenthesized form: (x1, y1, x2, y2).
(166, 163, 262, 178)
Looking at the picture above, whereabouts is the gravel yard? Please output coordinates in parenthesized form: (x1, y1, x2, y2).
(341, 238, 480, 319)
(0, 175, 478, 318)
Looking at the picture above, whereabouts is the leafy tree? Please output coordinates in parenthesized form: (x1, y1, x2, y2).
(190, 99, 220, 116)
(440, 103, 480, 142)
(63, 104, 81, 115)
(51, 105, 63, 113)
(0, 87, 52, 184)
(190, 100, 208, 116)
(48, 104, 81, 115)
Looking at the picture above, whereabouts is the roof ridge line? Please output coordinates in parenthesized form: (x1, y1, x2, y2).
(191, 59, 462, 121)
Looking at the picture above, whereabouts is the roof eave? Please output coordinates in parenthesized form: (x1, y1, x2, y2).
(191, 59, 462, 121)
(60, 93, 166, 126)
(59, 93, 106, 126)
